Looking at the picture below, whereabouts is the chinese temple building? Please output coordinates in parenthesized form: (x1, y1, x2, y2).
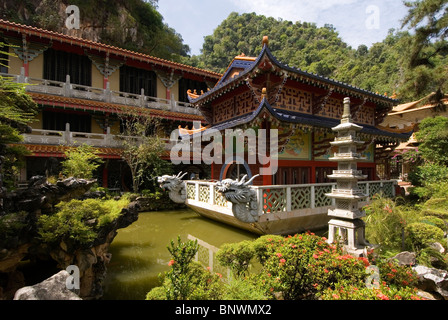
(379, 92, 448, 181)
(0, 19, 221, 190)
(187, 37, 411, 186)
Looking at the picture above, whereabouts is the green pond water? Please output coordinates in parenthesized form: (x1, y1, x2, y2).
(102, 209, 258, 300)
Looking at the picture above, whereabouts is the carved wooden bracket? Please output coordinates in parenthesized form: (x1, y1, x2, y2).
(312, 87, 334, 114)
(155, 69, 183, 89)
(86, 51, 125, 77)
(8, 35, 51, 63)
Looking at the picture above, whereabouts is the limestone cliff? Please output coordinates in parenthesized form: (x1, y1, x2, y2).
(0, 0, 189, 60)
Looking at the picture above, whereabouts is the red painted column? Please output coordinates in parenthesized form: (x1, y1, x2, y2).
(166, 88, 171, 100)
(310, 166, 316, 183)
(23, 62, 29, 77)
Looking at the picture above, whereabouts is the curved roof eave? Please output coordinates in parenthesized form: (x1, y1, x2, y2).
(190, 43, 398, 106)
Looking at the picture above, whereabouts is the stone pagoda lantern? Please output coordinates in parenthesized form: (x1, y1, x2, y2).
(326, 97, 370, 256)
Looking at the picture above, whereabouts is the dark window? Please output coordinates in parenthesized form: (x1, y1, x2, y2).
(360, 167, 373, 181)
(119, 65, 156, 96)
(43, 110, 91, 133)
(43, 48, 91, 86)
(178, 78, 208, 103)
(275, 167, 310, 185)
(316, 167, 335, 183)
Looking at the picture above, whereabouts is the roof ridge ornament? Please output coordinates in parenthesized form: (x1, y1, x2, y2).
(262, 36, 269, 47)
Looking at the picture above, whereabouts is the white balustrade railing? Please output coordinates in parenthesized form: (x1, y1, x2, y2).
(23, 128, 173, 150)
(0, 71, 200, 115)
(185, 180, 397, 216)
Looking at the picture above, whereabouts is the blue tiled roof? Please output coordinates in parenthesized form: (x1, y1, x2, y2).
(216, 58, 256, 87)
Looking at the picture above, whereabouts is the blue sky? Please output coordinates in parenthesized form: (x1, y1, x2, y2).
(157, 0, 410, 56)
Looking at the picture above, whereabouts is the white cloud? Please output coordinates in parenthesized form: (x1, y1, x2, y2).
(228, 0, 409, 48)
(230, 0, 358, 22)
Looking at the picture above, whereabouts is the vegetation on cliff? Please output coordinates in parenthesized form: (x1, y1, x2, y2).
(0, 0, 189, 62)
(38, 197, 130, 247)
(186, 8, 448, 102)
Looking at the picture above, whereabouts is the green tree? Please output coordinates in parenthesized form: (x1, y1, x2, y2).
(191, 12, 356, 75)
(118, 110, 165, 193)
(400, 0, 448, 100)
(0, 44, 38, 192)
(61, 144, 103, 179)
(415, 116, 448, 165)
(402, 0, 448, 67)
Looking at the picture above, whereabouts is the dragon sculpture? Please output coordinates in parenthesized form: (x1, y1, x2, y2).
(157, 172, 188, 204)
(216, 174, 260, 223)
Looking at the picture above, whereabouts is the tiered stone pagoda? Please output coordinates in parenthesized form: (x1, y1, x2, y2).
(326, 97, 370, 256)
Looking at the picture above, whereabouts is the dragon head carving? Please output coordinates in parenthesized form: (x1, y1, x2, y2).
(216, 174, 260, 223)
(216, 174, 259, 203)
(157, 172, 188, 203)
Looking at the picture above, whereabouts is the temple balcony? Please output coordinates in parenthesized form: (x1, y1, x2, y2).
(22, 125, 175, 150)
(184, 180, 396, 216)
(0, 72, 201, 116)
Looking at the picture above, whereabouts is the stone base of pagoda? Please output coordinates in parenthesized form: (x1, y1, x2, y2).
(327, 218, 372, 257)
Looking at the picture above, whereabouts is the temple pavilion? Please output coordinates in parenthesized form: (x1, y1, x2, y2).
(186, 36, 411, 186)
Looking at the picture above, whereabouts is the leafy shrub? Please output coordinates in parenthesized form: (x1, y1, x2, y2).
(411, 181, 448, 200)
(61, 144, 103, 179)
(38, 198, 129, 247)
(148, 232, 426, 300)
(216, 240, 255, 277)
(421, 196, 448, 220)
(417, 247, 448, 269)
(415, 116, 448, 166)
(408, 163, 448, 189)
(405, 222, 445, 250)
(319, 280, 423, 300)
(146, 236, 226, 300)
(376, 259, 419, 287)
(252, 233, 371, 300)
(364, 195, 419, 251)
(222, 276, 269, 300)
(419, 216, 447, 231)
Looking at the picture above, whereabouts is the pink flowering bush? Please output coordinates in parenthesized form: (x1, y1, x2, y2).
(219, 232, 422, 300)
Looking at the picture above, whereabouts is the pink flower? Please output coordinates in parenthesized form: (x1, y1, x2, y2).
(276, 253, 283, 258)
(324, 269, 329, 273)
(280, 258, 286, 264)
(377, 293, 390, 300)
(168, 259, 175, 266)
